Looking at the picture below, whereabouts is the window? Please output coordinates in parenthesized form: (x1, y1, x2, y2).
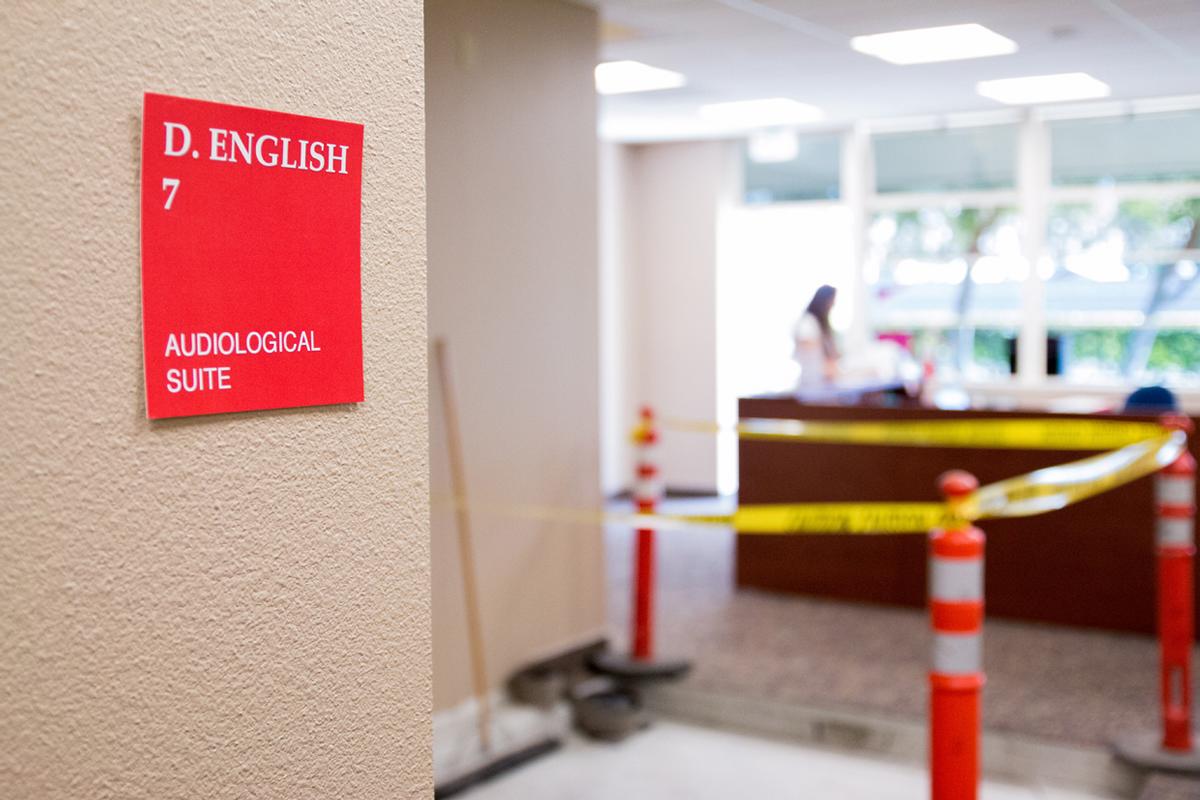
(1051, 330, 1200, 381)
(740, 109, 1200, 393)
(1046, 109, 1200, 383)
(862, 123, 1022, 380)
(873, 125, 1017, 194)
(879, 327, 1016, 379)
(742, 132, 841, 203)
(1044, 196, 1200, 381)
(866, 204, 1022, 378)
(1050, 110, 1200, 186)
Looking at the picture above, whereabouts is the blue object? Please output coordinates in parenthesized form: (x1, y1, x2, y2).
(1123, 385, 1178, 413)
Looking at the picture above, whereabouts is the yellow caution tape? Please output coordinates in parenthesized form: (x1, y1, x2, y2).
(432, 498, 945, 535)
(664, 417, 1166, 451)
(436, 431, 1187, 536)
(721, 503, 948, 534)
(647, 431, 1186, 534)
(974, 431, 1186, 520)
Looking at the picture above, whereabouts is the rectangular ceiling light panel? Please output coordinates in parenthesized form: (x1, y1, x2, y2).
(595, 60, 686, 95)
(976, 72, 1111, 105)
(851, 23, 1017, 65)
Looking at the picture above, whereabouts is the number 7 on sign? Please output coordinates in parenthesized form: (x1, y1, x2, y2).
(162, 177, 180, 210)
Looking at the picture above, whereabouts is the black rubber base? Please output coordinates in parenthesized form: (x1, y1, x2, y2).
(1113, 731, 1200, 773)
(589, 651, 692, 682)
(434, 738, 561, 798)
(573, 686, 650, 741)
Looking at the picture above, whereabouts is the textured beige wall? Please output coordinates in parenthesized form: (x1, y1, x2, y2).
(0, 2, 429, 798)
(427, 0, 604, 711)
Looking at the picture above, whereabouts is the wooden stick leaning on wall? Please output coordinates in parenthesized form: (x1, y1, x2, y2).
(432, 338, 492, 753)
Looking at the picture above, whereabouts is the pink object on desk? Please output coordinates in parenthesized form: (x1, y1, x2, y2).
(877, 331, 913, 351)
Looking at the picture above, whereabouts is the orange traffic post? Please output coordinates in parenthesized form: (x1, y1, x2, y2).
(590, 406, 690, 682)
(1115, 414, 1200, 771)
(929, 470, 985, 800)
(631, 405, 661, 660)
(1158, 415, 1196, 752)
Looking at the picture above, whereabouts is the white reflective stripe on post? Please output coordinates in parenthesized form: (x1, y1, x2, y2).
(1158, 476, 1195, 507)
(1159, 516, 1195, 548)
(933, 632, 982, 676)
(634, 478, 662, 503)
(930, 557, 983, 602)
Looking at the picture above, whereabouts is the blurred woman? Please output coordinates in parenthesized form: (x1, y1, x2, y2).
(793, 284, 839, 387)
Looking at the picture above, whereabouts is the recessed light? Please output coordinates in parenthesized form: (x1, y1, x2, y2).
(699, 98, 823, 128)
(595, 60, 686, 95)
(851, 23, 1017, 65)
(976, 72, 1111, 105)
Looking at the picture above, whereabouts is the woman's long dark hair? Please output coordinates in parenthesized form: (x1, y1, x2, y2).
(805, 284, 838, 358)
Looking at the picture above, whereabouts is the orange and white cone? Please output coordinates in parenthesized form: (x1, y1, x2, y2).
(1115, 414, 1200, 771)
(929, 470, 984, 800)
(591, 406, 690, 683)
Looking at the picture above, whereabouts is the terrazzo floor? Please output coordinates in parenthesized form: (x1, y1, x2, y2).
(603, 495, 1199, 748)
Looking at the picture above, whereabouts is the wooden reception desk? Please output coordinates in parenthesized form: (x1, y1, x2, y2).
(736, 397, 1199, 634)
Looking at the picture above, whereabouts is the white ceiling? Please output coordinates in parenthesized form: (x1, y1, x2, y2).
(585, 0, 1200, 141)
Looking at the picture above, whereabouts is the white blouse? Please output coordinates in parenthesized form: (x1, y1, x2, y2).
(792, 314, 827, 387)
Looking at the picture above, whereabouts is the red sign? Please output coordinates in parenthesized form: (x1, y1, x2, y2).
(140, 92, 364, 419)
